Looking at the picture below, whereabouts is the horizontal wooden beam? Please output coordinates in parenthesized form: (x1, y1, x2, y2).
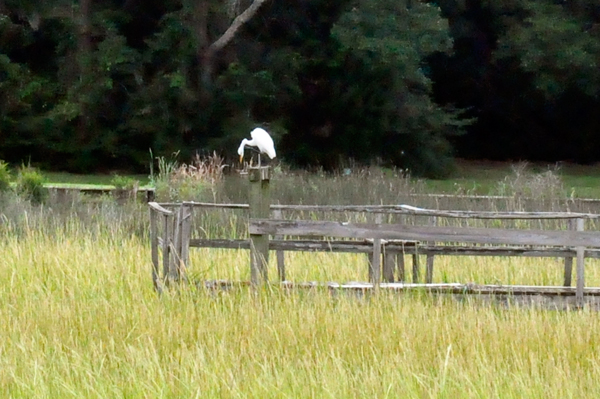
(189, 238, 600, 258)
(152, 201, 599, 219)
(199, 280, 600, 296)
(148, 202, 173, 216)
(249, 219, 600, 248)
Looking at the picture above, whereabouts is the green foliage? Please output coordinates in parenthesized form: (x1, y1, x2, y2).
(16, 166, 47, 204)
(329, 0, 470, 177)
(111, 174, 138, 190)
(0, 160, 12, 192)
(495, 1, 600, 97)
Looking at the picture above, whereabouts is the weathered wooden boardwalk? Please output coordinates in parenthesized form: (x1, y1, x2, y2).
(148, 166, 600, 308)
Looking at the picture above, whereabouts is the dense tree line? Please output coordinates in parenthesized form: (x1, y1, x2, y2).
(0, 0, 599, 177)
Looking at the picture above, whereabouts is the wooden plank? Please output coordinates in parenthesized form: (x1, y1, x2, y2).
(576, 218, 585, 307)
(148, 202, 173, 215)
(150, 207, 160, 292)
(155, 201, 600, 219)
(249, 219, 600, 248)
(187, 238, 600, 259)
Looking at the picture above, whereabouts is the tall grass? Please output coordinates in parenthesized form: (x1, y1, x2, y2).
(3, 226, 600, 397)
(3, 164, 600, 397)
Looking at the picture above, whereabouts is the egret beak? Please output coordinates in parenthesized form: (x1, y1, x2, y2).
(239, 155, 243, 163)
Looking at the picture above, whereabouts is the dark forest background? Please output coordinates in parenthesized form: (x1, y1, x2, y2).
(1, 0, 599, 177)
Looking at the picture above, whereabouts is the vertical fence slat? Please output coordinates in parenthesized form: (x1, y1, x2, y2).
(397, 252, 405, 282)
(170, 205, 182, 281)
(161, 213, 170, 284)
(150, 208, 160, 292)
(425, 255, 435, 284)
(383, 247, 395, 282)
(179, 203, 192, 282)
(412, 254, 420, 283)
(370, 238, 381, 285)
(272, 209, 286, 281)
(576, 218, 585, 308)
(563, 218, 575, 287)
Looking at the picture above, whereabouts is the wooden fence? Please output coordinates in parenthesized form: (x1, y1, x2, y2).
(148, 167, 600, 307)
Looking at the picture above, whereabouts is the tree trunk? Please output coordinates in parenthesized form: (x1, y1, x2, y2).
(197, 0, 270, 91)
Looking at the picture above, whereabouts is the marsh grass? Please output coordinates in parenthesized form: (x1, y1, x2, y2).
(3, 226, 600, 397)
(4, 165, 600, 397)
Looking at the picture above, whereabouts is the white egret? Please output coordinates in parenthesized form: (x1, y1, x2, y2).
(237, 127, 276, 166)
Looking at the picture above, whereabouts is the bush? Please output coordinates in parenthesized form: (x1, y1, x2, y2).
(111, 174, 138, 190)
(0, 160, 11, 193)
(16, 166, 48, 204)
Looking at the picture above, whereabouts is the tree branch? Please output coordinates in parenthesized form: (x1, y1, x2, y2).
(209, 0, 270, 52)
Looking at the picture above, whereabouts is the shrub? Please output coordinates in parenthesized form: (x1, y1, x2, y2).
(111, 174, 138, 190)
(16, 166, 48, 204)
(0, 160, 11, 193)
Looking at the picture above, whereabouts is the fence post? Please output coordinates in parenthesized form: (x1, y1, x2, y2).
(170, 205, 183, 281)
(272, 208, 286, 281)
(397, 248, 405, 282)
(563, 218, 574, 287)
(576, 218, 585, 308)
(412, 253, 420, 283)
(162, 213, 170, 285)
(249, 166, 271, 285)
(367, 214, 383, 285)
(179, 202, 192, 282)
(150, 208, 161, 293)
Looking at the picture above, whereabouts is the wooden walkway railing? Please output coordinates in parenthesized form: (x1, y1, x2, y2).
(148, 166, 600, 306)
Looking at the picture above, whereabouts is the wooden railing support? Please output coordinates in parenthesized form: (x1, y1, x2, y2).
(272, 208, 286, 281)
(576, 218, 585, 308)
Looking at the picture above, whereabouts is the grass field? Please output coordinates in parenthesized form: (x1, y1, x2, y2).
(3, 223, 600, 398)
(3, 161, 600, 397)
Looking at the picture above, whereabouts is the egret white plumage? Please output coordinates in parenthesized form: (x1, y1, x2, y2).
(237, 127, 276, 166)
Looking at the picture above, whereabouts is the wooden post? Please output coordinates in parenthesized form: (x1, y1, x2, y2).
(169, 205, 183, 281)
(249, 166, 271, 285)
(370, 238, 382, 285)
(397, 252, 405, 282)
(412, 253, 420, 283)
(576, 218, 585, 308)
(425, 216, 437, 283)
(383, 246, 395, 282)
(150, 208, 161, 292)
(179, 203, 192, 282)
(368, 214, 383, 284)
(161, 213, 170, 284)
(272, 209, 286, 281)
(425, 254, 435, 284)
(563, 218, 574, 287)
